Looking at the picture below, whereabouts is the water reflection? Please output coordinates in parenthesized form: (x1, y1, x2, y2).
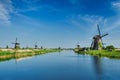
(0, 51, 120, 80)
(92, 56, 102, 80)
(16, 56, 32, 62)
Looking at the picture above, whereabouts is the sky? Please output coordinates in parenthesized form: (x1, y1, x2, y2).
(0, 0, 120, 48)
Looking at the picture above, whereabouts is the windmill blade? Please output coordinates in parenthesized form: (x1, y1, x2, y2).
(90, 40, 94, 49)
(101, 33, 108, 38)
(12, 43, 15, 44)
(103, 43, 106, 45)
(35, 42, 37, 45)
(15, 38, 18, 43)
(97, 24, 101, 36)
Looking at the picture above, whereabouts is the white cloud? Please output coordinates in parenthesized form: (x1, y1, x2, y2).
(68, 14, 106, 32)
(102, 16, 120, 32)
(102, 1, 120, 31)
(0, 0, 13, 25)
(112, 1, 120, 10)
(0, 0, 43, 25)
(78, 15, 104, 25)
(67, 0, 120, 33)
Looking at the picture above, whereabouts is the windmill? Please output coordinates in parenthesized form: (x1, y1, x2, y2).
(12, 38, 20, 49)
(35, 42, 38, 49)
(40, 46, 43, 49)
(90, 24, 108, 50)
(76, 42, 80, 49)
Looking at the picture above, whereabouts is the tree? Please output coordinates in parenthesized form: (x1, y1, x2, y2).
(106, 45, 115, 50)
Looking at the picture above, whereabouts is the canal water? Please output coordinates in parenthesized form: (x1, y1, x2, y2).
(0, 50, 120, 80)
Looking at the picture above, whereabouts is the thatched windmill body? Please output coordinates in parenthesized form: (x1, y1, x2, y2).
(90, 24, 108, 50)
(12, 38, 20, 49)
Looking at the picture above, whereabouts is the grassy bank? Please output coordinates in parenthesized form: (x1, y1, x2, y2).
(0, 49, 61, 62)
(76, 50, 120, 59)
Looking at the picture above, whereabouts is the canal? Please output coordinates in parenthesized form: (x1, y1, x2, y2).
(0, 50, 120, 80)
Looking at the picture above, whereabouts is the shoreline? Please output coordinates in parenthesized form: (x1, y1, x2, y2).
(74, 49, 120, 59)
(0, 48, 61, 62)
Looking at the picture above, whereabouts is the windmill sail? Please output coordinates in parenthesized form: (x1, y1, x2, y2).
(101, 33, 108, 38)
(97, 24, 101, 37)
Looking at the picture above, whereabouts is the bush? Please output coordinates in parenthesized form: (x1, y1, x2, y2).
(105, 45, 115, 50)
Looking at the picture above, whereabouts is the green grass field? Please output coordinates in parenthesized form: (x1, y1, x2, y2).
(76, 50, 120, 59)
(0, 49, 61, 62)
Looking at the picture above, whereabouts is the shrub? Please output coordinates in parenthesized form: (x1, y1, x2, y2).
(105, 45, 115, 50)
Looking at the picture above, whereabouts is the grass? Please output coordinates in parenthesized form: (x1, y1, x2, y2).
(0, 51, 15, 56)
(76, 50, 120, 59)
(0, 49, 61, 62)
(34, 49, 60, 54)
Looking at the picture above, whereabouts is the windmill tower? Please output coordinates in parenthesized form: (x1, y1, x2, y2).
(90, 24, 108, 50)
(12, 38, 20, 49)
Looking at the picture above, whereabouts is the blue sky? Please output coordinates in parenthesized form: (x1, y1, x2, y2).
(0, 0, 120, 48)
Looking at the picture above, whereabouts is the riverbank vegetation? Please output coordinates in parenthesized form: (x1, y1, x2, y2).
(75, 45, 120, 59)
(0, 49, 61, 62)
(87, 50, 120, 59)
(75, 50, 120, 59)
